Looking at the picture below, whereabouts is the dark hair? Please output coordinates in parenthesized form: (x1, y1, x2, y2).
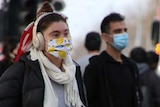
(85, 31, 101, 51)
(147, 51, 159, 70)
(36, 2, 67, 32)
(36, 1, 53, 17)
(38, 14, 67, 32)
(100, 12, 125, 33)
(2, 37, 19, 59)
(130, 47, 147, 63)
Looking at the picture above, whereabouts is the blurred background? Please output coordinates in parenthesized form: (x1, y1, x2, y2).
(0, 0, 160, 59)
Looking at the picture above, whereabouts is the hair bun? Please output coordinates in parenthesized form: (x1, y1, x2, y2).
(36, 1, 54, 17)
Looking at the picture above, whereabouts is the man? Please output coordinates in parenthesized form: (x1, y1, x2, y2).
(146, 51, 160, 107)
(130, 47, 150, 107)
(83, 12, 142, 107)
(77, 31, 101, 77)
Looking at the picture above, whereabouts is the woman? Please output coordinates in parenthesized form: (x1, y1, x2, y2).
(0, 37, 19, 76)
(0, 2, 86, 107)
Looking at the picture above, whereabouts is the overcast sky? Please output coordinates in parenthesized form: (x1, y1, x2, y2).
(62, 0, 150, 42)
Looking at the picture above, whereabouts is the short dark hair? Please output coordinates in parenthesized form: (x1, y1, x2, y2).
(130, 47, 147, 63)
(100, 12, 125, 33)
(85, 31, 101, 51)
(147, 51, 159, 69)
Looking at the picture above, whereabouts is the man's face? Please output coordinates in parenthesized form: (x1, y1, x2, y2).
(102, 21, 128, 47)
(108, 21, 127, 36)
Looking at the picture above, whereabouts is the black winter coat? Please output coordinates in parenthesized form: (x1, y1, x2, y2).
(0, 52, 87, 107)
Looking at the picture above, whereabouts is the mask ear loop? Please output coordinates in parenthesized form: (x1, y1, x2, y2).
(66, 34, 73, 48)
(104, 33, 113, 45)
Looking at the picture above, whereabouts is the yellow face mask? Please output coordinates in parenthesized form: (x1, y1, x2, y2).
(47, 37, 72, 59)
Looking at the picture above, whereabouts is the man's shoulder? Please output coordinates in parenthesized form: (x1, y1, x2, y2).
(89, 51, 107, 63)
(121, 54, 137, 66)
(73, 60, 80, 67)
(89, 55, 101, 63)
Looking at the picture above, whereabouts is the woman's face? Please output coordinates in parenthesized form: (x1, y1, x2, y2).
(43, 21, 69, 52)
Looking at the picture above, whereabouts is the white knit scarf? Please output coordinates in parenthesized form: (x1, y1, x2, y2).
(30, 48, 84, 107)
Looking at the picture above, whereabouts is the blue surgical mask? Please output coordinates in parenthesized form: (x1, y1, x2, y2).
(111, 32, 128, 51)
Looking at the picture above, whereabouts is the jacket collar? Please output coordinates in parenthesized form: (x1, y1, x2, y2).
(19, 51, 43, 81)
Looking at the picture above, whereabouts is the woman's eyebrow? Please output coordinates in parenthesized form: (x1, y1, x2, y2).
(49, 31, 59, 35)
(64, 29, 69, 32)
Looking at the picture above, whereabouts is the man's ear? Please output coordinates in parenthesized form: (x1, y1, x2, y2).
(102, 33, 110, 42)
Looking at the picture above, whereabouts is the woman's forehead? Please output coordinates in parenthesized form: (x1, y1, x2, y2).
(46, 21, 69, 32)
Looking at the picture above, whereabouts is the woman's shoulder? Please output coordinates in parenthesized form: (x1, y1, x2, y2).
(0, 60, 26, 107)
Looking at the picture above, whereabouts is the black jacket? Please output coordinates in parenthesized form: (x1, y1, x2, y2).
(0, 58, 13, 77)
(84, 51, 142, 107)
(0, 52, 87, 107)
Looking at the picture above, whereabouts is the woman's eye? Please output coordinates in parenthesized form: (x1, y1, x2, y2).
(53, 33, 59, 37)
(64, 33, 69, 37)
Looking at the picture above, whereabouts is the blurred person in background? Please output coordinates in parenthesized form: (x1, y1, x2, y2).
(0, 42, 4, 61)
(147, 51, 159, 71)
(130, 48, 160, 107)
(146, 51, 160, 107)
(76, 31, 101, 77)
(129, 47, 150, 86)
(0, 37, 19, 77)
(83, 12, 142, 107)
(0, 1, 86, 107)
(130, 47, 150, 107)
